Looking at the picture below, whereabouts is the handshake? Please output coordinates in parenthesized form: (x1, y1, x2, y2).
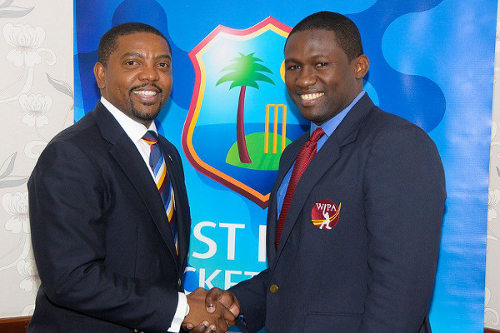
(182, 287, 241, 333)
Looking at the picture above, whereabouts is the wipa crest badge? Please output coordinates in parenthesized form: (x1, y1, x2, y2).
(183, 17, 308, 208)
(311, 200, 341, 230)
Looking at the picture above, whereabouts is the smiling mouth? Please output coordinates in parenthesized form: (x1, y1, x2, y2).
(130, 85, 163, 105)
(300, 92, 324, 101)
(131, 83, 162, 97)
(133, 90, 158, 97)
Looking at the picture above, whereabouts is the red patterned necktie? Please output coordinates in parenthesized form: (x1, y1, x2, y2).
(275, 128, 325, 249)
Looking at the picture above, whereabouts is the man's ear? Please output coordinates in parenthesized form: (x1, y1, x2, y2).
(94, 62, 106, 89)
(353, 54, 369, 79)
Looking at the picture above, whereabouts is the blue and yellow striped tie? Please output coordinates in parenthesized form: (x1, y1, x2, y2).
(142, 131, 177, 252)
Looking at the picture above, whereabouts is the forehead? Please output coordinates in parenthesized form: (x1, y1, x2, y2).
(285, 29, 344, 59)
(112, 32, 171, 57)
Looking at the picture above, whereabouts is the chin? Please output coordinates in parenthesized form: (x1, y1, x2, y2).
(298, 111, 320, 123)
(133, 109, 161, 122)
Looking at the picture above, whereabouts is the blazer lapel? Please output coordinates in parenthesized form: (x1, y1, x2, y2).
(93, 103, 179, 265)
(266, 133, 307, 262)
(274, 94, 374, 256)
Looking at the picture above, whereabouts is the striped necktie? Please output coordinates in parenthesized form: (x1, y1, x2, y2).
(142, 130, 177, 252)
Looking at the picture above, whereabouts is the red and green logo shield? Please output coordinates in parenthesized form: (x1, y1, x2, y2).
(182, 17, 308, 208)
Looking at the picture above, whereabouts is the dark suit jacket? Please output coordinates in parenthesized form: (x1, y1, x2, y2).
(27, 102, 191, 333)
(231, 94, 446, 333)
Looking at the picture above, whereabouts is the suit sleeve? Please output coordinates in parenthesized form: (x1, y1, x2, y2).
(359, 124, 446, 332)
(229, 268, 270, 332)
(227, 141, 300, 333)
(28, 140, 178, 333)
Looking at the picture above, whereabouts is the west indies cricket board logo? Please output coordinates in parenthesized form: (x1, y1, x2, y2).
(182, 17, 308, 208)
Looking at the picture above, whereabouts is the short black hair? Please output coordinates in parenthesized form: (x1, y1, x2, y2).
(97, 22, 171, 65)
(286, 11, 363, 61)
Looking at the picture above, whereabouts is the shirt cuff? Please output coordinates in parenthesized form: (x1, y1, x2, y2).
(167, 292, 188, 332)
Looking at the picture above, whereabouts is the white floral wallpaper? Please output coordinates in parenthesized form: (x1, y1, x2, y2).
(0, 0, 73, 317)
(486, 1, 500, 330)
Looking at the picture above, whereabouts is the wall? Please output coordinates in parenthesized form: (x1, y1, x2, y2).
(0, 0, 73, 317)
(486, 0, 500, 330)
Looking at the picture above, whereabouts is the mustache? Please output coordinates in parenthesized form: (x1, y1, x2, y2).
(129, 83, 163, 93)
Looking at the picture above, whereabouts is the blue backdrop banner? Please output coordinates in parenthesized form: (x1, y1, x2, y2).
(74, 1, 496, 331)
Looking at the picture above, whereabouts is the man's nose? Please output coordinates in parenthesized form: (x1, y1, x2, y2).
(296, 67, 316, 88)
(138, 64, 159, 81)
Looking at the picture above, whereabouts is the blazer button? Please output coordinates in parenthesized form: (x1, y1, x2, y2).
(178, 278, 182, 287)
(269, 284, 279, 293)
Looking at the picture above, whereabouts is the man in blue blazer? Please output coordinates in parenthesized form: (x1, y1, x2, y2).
(205, 11, 446, 333)
(28, 23, 229, 333)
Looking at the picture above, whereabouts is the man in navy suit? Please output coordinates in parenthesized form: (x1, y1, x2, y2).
(204, 11, 446, 333)
(28, 23, 232, 333)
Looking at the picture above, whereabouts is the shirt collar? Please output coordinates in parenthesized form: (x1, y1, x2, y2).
(101, 97, 157, 143)
(310, 90, 365, 137)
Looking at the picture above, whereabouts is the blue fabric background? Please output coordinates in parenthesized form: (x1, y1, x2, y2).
(74, 1, 496, 331)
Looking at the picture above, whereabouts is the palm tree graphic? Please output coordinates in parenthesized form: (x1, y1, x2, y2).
(217, 53, 275, 163)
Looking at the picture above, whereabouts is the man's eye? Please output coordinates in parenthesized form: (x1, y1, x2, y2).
(286, 65, 299, 71)
(158, 62, 171, 68)
(125, 60, 136, 66)
(316, 62, 329, 68)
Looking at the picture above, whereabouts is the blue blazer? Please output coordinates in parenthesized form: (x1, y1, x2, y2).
(27, 102, 191, 333)
(231, 94, 446, 333)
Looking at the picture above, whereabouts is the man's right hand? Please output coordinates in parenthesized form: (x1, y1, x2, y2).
(204, 287, 240, 327)
(183, 288, 228, 333)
